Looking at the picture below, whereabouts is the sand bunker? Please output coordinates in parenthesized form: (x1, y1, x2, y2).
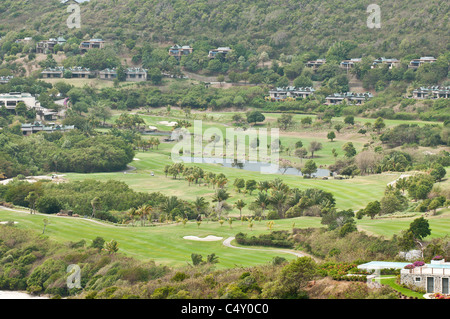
(183, 235, 223, 241)
(0, 221, 18, 224)
(158, 121, 178, 127)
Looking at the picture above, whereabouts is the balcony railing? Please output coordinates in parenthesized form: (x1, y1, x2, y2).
(401, 267, 450, 276)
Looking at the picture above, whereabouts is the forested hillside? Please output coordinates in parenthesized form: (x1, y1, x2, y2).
(0, 0, 449, 57)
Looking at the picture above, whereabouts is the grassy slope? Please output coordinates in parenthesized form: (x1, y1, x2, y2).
(1, 208, 449, 269)
(0, 208, 319, 269)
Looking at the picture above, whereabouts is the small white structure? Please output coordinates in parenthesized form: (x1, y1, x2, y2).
(401, 259, 450, 294)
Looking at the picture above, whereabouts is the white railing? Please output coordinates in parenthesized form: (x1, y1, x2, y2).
(401, 267, 449, 276)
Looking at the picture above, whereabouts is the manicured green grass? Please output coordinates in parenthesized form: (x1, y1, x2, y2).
(357, 209, 450, 239)
(377, 276, 425, 299)
(64, 150, 398, 212)
(0, 209, 320, 269)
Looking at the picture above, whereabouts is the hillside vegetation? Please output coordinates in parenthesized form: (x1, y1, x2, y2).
(0, 0, 449, 57)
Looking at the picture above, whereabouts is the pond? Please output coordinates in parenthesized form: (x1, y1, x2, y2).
(179, 156, 331, 177)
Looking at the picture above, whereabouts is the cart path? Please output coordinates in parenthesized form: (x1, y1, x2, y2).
(222, 236, 315, 259)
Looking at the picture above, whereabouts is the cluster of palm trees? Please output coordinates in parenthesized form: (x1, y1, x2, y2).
(243, 178, 335, 220)
(135, 137, 160, 151)
(127, 204, 153, 226)
(164, 163, 229, 189)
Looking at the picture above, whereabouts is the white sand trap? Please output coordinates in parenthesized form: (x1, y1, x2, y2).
(158, 121, 178, 126)
(133, 158, 140, 161)
(183, 235, 223, 241)
(0, 221, 18, 224)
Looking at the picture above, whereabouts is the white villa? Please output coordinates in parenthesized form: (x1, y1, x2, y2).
(358, 259, 450, 295)
(400, 259, 450, 294)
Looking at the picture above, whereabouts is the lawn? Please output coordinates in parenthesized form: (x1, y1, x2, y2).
(0, 208, 321, 269)
(64, 149, 398, 212)
(2, 207, 449, 270)
(357, 209, 450, 239)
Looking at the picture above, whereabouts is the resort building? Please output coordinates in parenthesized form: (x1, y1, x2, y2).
(125, 67, 147, 82)
(79, 39, 105, 52)
(208, 47, 232, 59)
(41, 67, 65, 79)
(306, 59, 326, 70)
(36, 37, 66, 54)
(412, 86, 450, 99)
(266, 86, 315, 101)
(340, 58, 361, 70)
(99, 68, 117, 80)
(400, 259, 450, 294)
(0, 92, 38, 110)
(68, 67, 93, 78)
(371, 57, 400, 69)
(0, 92, 61, 121)
(21, 121, 75, 136)
(99, 67, 147, 82)
(325, 92, 373, 105)
(169, 45, 193, 60)
(0, 76, 13, 84)
(408, 56, 437, 69)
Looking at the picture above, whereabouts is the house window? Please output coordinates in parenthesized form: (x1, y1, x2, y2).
(443, 278, 449, 294)
(415, 277, 421, 282)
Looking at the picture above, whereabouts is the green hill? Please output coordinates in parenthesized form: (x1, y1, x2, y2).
(1, 0, 449, 57)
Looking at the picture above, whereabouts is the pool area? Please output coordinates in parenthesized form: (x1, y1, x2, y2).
(359, 260, 450, 270)
(358, 261, 411, 270)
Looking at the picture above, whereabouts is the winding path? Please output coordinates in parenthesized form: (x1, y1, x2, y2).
(222, 236, 306, 258)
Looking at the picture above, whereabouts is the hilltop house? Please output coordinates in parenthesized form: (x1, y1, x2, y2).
(371, 57, 400, 69)
(325, 92, 373, 105)
(99, 68, 117, 80)
(408, 57, 437, 69)
(41, 67, 65, 79)
(0, 92, 38, 110)
(21, 121, 74, 136)
(208, 47, 232, 59)
(0, 76, 13, 84)
(79, 39, 105, 53)
(36, 37, 66, 54)
(41, 66, 93, 79)
(99, 67, 147, 82)
(125, 67, 147, 82)
(0, 92, 61, 121)
(340, 58, 361, 69)
(412, 86, 450, 99)
(68, 67, 93, 78)
(169, 45, 193, 60)
(266, 86, 315, 101)
(306, 59, 326, 70)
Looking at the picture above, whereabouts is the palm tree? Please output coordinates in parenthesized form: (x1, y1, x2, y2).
(395, 178, 409, 195)
(26, 191, 38, 214)
(212, 189, 230, 218)
(137, 204, 152, 226)
(270, 178, 289, 192)
(257, 181, 270, 193)
(254, 192, 270, 218)
(90, 197, 101, 218)
(235, 199, 246, 220)
(270, 190, 287, 219)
